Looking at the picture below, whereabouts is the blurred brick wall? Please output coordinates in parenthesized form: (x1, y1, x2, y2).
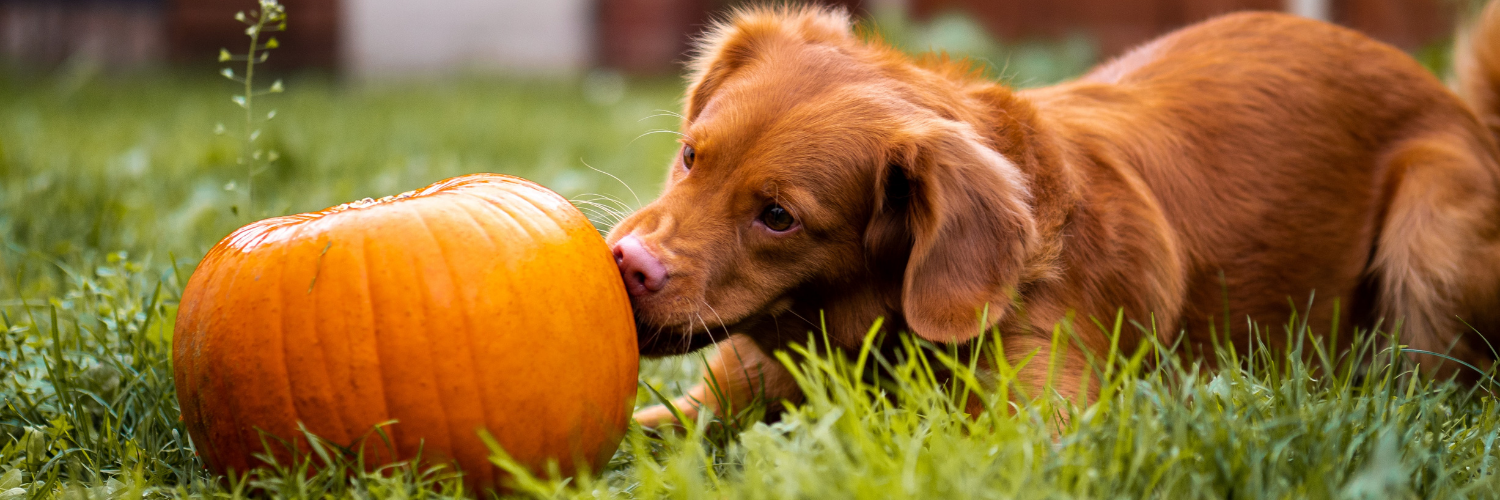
(0, 0, 167, 69)
(597, 0, 866, 74)
(912, 0, 1455, 57)
(167, 0, 338, 68)
(1, 0, 1462, 75)
(1338, 0, 1456, 50)
(595, 0, 1459, 75)
(597, 0, 709, 74)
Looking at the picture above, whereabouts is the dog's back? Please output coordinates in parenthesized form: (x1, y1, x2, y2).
(1020, 11, 1500, 375)
(620, 7, 1500, 426)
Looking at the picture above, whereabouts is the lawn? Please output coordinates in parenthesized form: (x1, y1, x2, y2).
(2, 33, 1499, 499)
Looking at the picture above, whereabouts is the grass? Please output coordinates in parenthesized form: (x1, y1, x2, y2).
(6, 250, 1500, 498)
(1, 23, 1499, 498)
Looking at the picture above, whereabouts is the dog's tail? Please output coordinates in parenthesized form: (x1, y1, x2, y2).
(1457, 1, 1500, 139)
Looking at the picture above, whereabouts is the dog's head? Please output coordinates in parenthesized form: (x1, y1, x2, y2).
(606, 6, 1037, 355)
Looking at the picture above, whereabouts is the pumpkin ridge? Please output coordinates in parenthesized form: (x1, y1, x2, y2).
(573, 219, 636, 436)
(452, 195, 503, 250)
(460, 186, 573, 465)
(468, 189, 549, 242)
(313, 234, 359, 449)
(294, 222, 355, 447)
(355, 229, 402, 460)
(270, 225, 308, 462)
(427, 199, 509, 486)
(372, 211, 457, 464)
(406, 201, 492, 486)
(510, 187, 576, 242)
(391, 203, 461, 470)
(507, 186, 627, 468)
(210, 249, 257, 474)
(486, 174, 574, 209)
(450, 191, 533, 468)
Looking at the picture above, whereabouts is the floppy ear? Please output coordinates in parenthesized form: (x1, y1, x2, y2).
(882, 122, 1036, 343)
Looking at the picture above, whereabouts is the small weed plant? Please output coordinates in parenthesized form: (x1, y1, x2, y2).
(217, 0, 287, 220)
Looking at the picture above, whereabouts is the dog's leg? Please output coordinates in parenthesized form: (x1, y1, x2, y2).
(633, 334, 800, 428)
(1371, 131, 1500, 379)
(996, 332, 1099, 410)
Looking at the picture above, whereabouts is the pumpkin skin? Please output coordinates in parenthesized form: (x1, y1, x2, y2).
(173, 173, 638, 490)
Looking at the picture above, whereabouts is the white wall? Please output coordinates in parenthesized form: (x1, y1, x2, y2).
(1286, 0, 1331, 22)
(343, 0, 593, 78)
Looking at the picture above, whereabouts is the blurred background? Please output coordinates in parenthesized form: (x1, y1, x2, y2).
(0, 0, 1464, 75)
(0, 0, 1480, 411)
(0, 0, 1474, 289)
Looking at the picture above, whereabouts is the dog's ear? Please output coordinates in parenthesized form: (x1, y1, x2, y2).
(684, 6, 854, 121)
(683, 25, 756, 122)
(879, 121, 1036, 343)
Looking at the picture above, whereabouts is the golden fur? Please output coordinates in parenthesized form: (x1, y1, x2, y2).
(610, 5, 1500, 426)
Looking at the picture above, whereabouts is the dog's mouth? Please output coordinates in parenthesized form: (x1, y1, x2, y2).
(632, 312, 761, 357)
(628, 290, 802, 356)
(636, 327, 720, 357)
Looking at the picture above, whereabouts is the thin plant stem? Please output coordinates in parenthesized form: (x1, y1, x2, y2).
(223, 0, 284, 220)
(243, 17, 260, 219)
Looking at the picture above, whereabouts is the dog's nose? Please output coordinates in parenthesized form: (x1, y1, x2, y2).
(612, 234, 667, 297)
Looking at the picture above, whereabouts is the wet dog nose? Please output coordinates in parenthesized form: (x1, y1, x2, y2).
(612, 234, 667, 297)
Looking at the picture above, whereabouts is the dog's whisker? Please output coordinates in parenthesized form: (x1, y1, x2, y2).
(574, 193, 633, 212)
(578, 160, 643, 208)
(573, 198, 630, 216)
(630, 129, 689, 146)
(694, 311, 717, 347)
(701, 299, 733, 342)
(694, 309, 719, 348)
(572, 201, 629, 227)
(783, 308, 819, 331)
(637, 109, 685, 122)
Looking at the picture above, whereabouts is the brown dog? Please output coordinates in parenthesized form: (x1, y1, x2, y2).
(607, 5, 1500, 426)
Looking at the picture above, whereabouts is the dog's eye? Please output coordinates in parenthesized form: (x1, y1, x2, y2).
(681, 145, 695, 170)
(759, 204, 795, 232)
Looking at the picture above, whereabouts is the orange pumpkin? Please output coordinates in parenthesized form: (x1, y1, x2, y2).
(173, 174, 638, 489)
